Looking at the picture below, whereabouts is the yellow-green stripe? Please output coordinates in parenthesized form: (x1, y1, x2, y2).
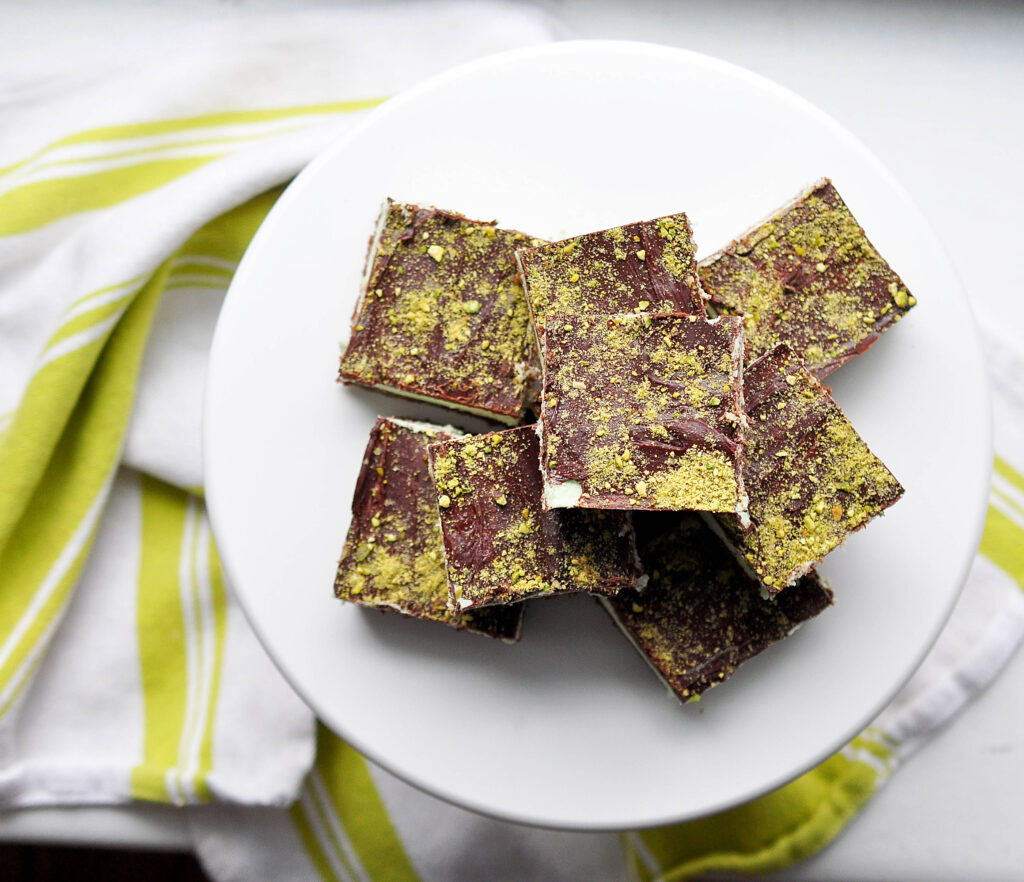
(162, 281, 229, 293)
(0, 261, 166, 562)
(194, 530, 229, 799)
(290, 800, 344, 882)
(166, 261, 236, 279)
(131, 476, 191, 802)
(0, 98, 384, 181)
(994, 455, 1024, 497)
(0, 629, 56, 718)
(14, 129, 296, 179)
(312, 726, 420, 882)
(181, 186, 283, 260)
(68, 274, 148, 309)
(0, 515, 102, 716)
(979, 505, 1024, 590)
(993, 484, 1024, 520)
(631, 745, 885, 881)
(45, 294, 134, 350)
(0, 274, 164, 710)
(0, 156, 222, 236)
(624, 845, 656, 882)
(309, 778, 364, 881)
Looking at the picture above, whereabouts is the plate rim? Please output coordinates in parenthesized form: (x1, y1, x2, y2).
(203, 39, 992, 830)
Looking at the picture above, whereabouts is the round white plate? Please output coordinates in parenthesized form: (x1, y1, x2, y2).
(204, 42, 990, 829)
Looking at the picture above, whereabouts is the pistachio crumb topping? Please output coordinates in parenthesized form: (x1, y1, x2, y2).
(606, 512, 833, 701)
(698, 180, 916, 377)
(517, 212, 706, 340)
(718, 344, 904, 592)
(334, 419, 521, 640)
(430, 427, 638, 610)
(339, 201, 544, 422)
(540, 313, 746, 513)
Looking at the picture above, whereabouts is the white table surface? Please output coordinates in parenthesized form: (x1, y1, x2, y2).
(2, 1, 1022, 879)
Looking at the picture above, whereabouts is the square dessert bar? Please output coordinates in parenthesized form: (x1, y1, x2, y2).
(335, 417, 523, 641)
(428, 425, 643, 612)
(603, 512, 834, 703)
(515, 212, 706, 347)
(699, 178, 916, 378)
(539, 313, 748, 516)
(711, 343, 904, 596)
(338, 199, 544, 424)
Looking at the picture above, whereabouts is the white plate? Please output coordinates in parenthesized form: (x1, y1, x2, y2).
(204, 42, 990, 830)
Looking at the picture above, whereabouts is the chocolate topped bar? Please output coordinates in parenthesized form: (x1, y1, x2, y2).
(539, 313, 748, 516)
(338, 200, 544, 424)
(428, 425, 642, 612)
(335, 417, 523, 641)
(515, 213, 706, 346)
(699, 179, 916, 377)
(712, 344, 904, 595)
(603, 512, 834, 702)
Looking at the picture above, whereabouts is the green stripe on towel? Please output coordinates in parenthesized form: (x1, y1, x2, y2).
(994, 455, 1024, 497)
(0, 157, 223, 236)
(980, 505, 1024, 590)
(132, 476, 193, 802)
(626, 742, 887, 881)
(292, 727, 421, 882)
(132, 479, 230, 804)
(197, 532, 229, 797)
(290, 798, 345, 882)
(0, 99, 381, 235)
(0, 274, 163, 719)
(0, 98, 384, 181)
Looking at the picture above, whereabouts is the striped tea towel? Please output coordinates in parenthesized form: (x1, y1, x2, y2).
(0, 1, 561, 808)
(187, 329, 1024, 880)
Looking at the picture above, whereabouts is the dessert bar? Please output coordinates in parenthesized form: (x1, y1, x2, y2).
(699, 179, 916, 377)
(515, 212, 706, 350)
(539, 313, 748, 516)
(603, 512, 834, 702)
(429, 425, 643, 612)
(335, 417, 523, 641)
(712, 343, 904, 595)
(339, 199, 543, 424)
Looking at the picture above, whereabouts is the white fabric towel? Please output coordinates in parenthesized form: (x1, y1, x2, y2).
(0, 0, 561, 810)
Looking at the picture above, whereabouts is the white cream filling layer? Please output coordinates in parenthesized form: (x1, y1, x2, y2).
(362, 383, 520, 425)
(388, 415, 466, 438)
(544, 479, 583, 509)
